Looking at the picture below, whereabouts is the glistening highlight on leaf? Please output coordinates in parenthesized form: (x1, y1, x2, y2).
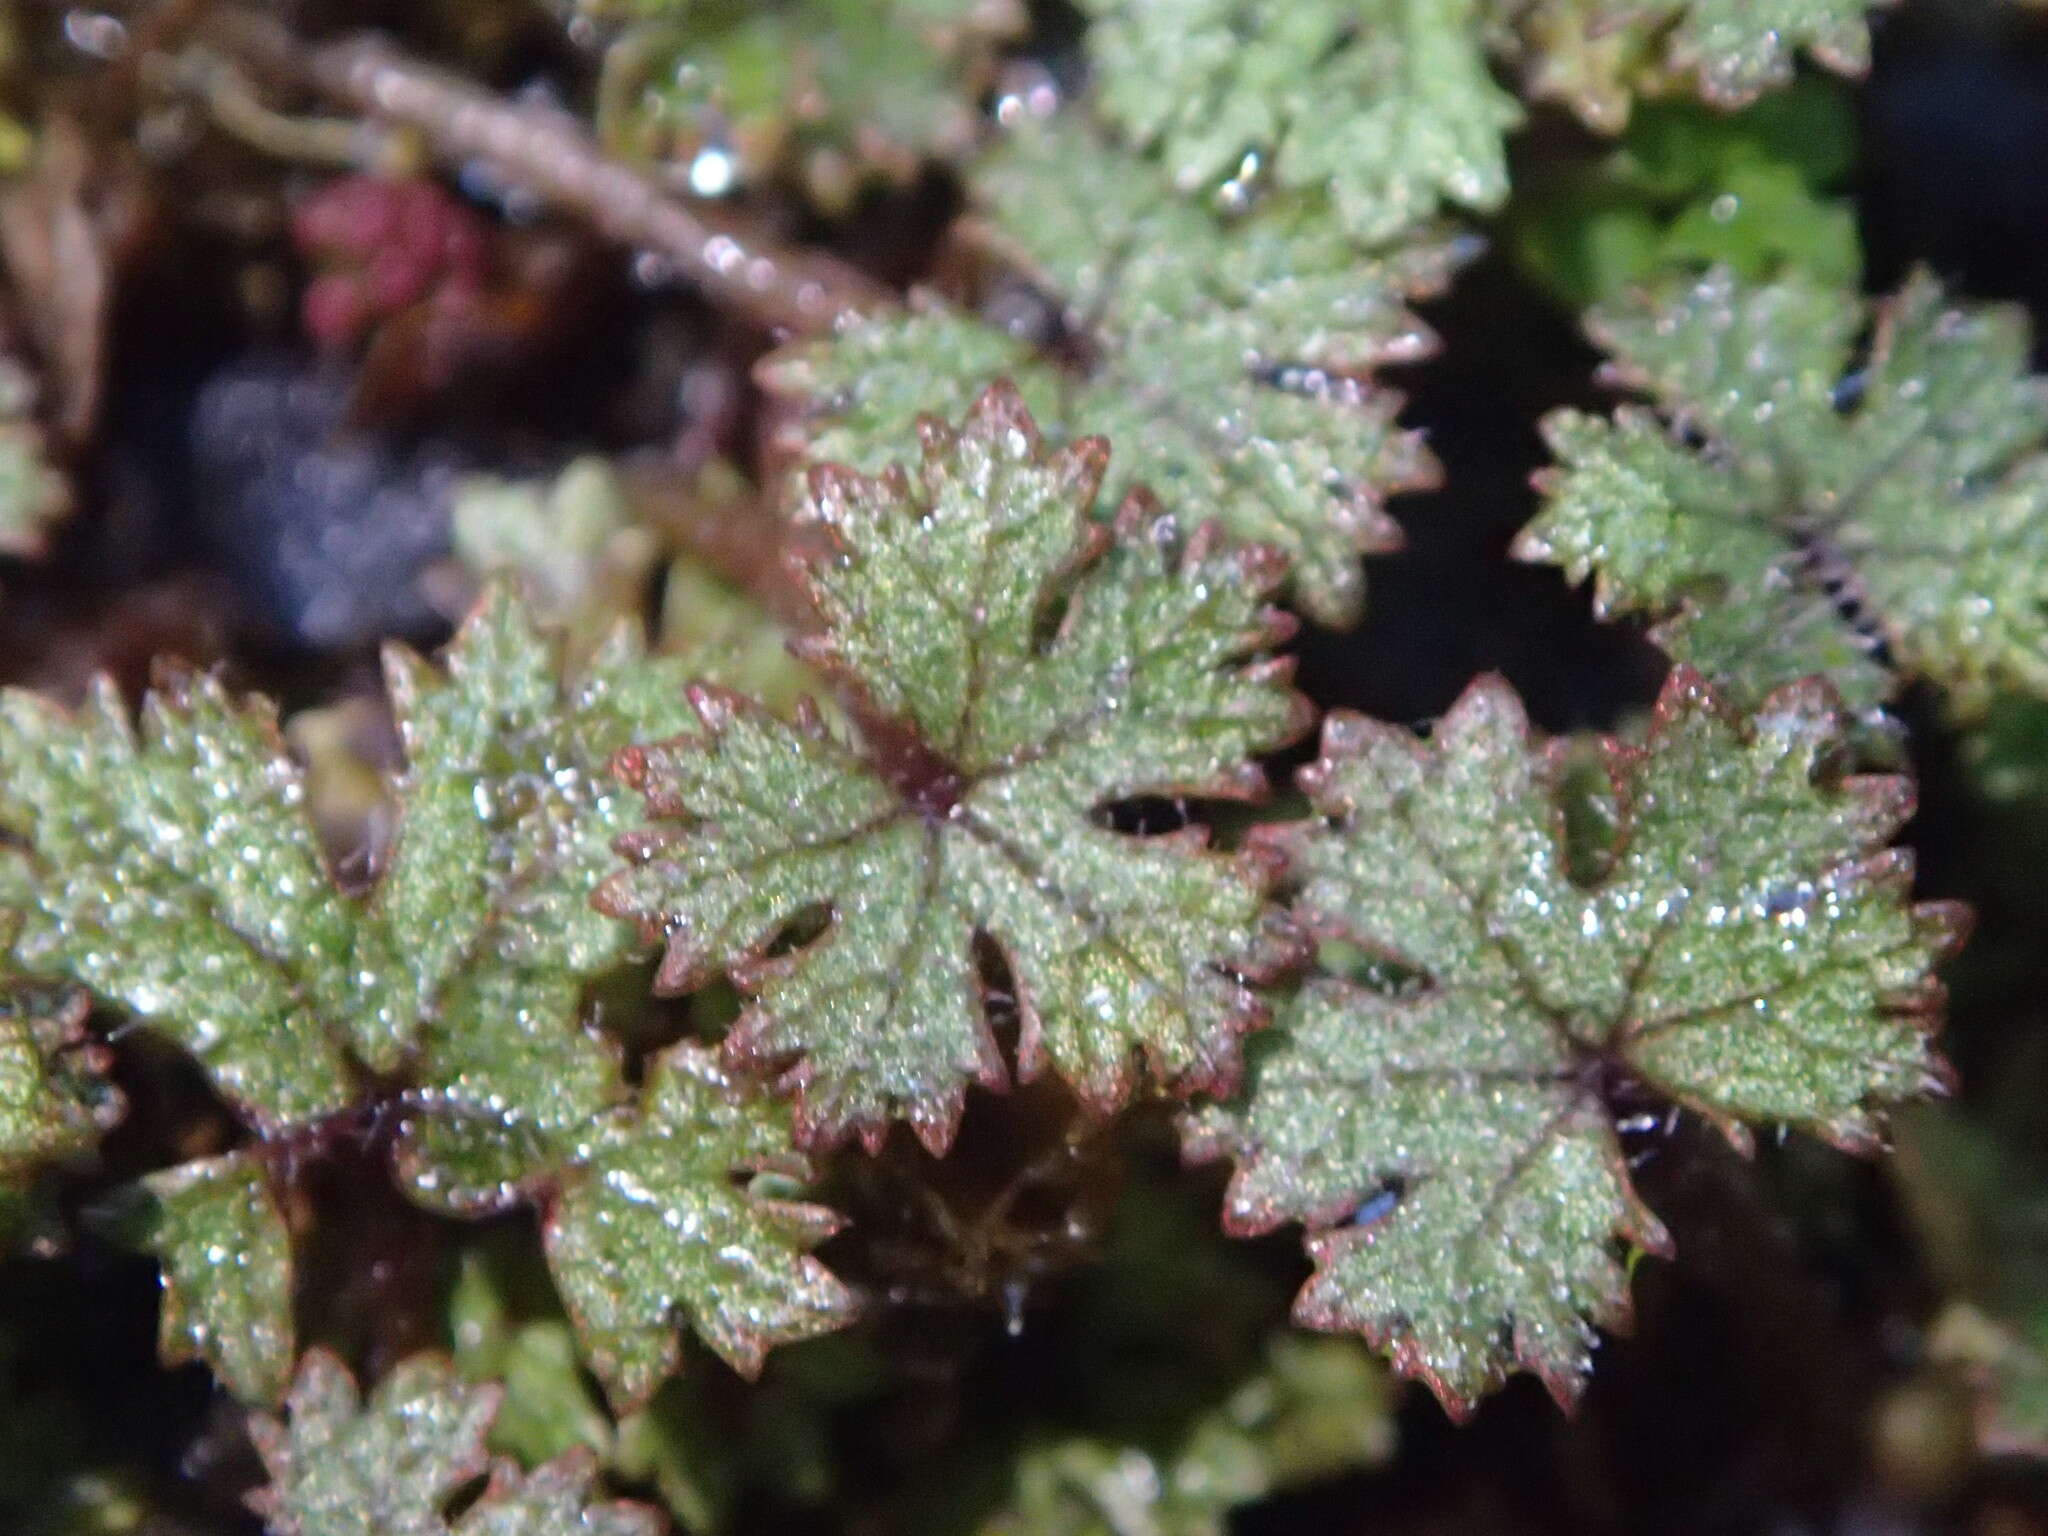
(0, 3, 2015, 1529)
(0, 592, 853, 1405)
(1187, 667, 1961, 1414)
(599, 384, 1308, 1154)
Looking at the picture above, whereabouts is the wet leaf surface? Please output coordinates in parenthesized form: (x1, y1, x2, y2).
(587, 0, 1023, 201)
(0, 983, 111, 1175)
(1523, 268, 2048, 714)
(140, 1150, 294, 1403)
(1187, 668, 1961, 1413)
(0, 591, 851, 1400)
(1079, 0, 1518, 242)
(765, 119, 1462, 625)
(1509, 0, 1880, 128)
(601, 386, 1307, 1152)
(249, 1349, 665, 1536)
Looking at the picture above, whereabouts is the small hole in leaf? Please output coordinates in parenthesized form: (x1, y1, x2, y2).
(763, 904, 834, 960)
(1028, 567, 1083, 655)
(1318, 939, 1428, 997)
(1090, 795, 1190, 836)
(585, 959, 700, 1085)
(1558, 745, 1624, 888)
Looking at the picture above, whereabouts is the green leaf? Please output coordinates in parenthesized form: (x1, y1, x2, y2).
(0, 672, 360, 1129)
(454, 1458, 665, 1536)
(978, 1336, 1391, 1536)
(1080, 0, 1519, 241)
(763, 119, 1461, 625)
(660, 556, 833, 721)
(377, 602, 852, 1399)
(1505, 83, 1861, 312)
(0, 355, 67, 558)
(1507, 0, 1882, 126)
(452, 459, 660, 663)
(140, 1151, 294, 1404)
(249, 1349, 664, 1536)
(981, 1439, 1225, 1536)
(1631, 0, 1879, 107)
(447, 1247, 615, 1470)
(0, 590, 852, 1402)
(1521, 269, 2048, 715)
(1187, 668, 1961, 1414)
(611, 1332, 881, 1530)
(588, 0, 1023, 202)
(0, 588, 686, 1128)
(1507, 0, 1658, 134)
(250, 1351, 499, 1536)
(600, 385, 1307, 1151)
(544, 1043, 855, 1403)
(369, 595, 699, 1043)
(0, 983, 112, 1175)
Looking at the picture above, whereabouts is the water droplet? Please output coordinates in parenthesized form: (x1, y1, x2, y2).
(687, 145, 737, 198)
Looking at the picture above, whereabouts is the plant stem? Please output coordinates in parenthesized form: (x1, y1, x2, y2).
(196, 10, 894, 336)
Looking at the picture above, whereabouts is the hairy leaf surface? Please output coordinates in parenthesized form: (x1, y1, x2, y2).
(0, 984, 111, 1174)
(1188, 668, 1961, 1413)
(545, 1044, 854, 1402)
(1079, 0, 1519, 241)
(141, 1151, 295, 1403)
(1509, 0, 1882, 128)
(0, 672, 360, 1127)
(764, 119, 1459, 625)
(249, 1350, 663, 1536)
(1522, 269, 2048, 714)
(0, 592, 851, 1401)
(601, 386, 1306, 1152)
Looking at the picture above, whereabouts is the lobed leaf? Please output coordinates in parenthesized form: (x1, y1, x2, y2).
(454, 1458, 666, 1536)
(1631, 0, 1880, 107)
(764, 118, 1461, 625)
(1522, 268, 2048, 715)
(140, 1151, 295, 1403)
(250, 1351, 499, 1536)
(0, 673, 359, 1129)
(1507, 0, 1885, 129)
(1187, 668, 1962, 1414)
(601, 385, 1308, 1152)
(0, 983, 113, 1175)
(1079, 0, 1520, 242)
(0, 590, 853, 1403)
(249, 1349, 665, 1536)
(544, 1044, 855, 1403)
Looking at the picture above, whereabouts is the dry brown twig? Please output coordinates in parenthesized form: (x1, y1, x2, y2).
(192, 9, 894, 336)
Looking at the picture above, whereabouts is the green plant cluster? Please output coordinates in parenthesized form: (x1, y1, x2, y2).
(5, 0, 2043, 1529)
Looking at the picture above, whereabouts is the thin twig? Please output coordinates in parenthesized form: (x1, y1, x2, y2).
(195, 9, 894, 335)
(144, 46, 395, 169)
